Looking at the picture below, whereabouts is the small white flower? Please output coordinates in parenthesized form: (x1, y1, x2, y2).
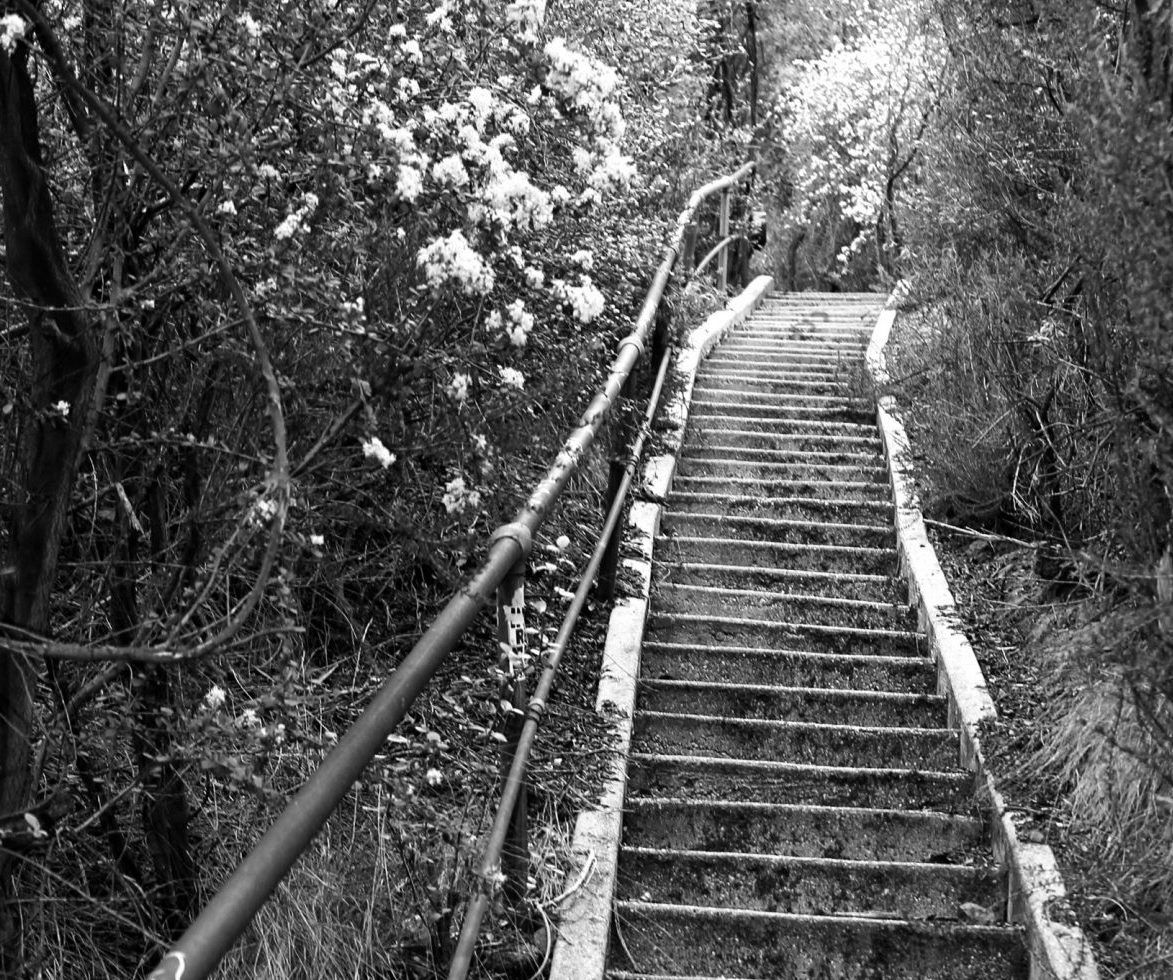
(237, 12, 261, 39)
(555, 534, 571, 552)
(571, 249, 594, 270)
(23, 812, 47, 839)
(401, 38, 423, 63)
(362, 436, 395, 468)
(238, 707, 261, 728)
(524, 266, 545, 288)
(204, 685, 227, 710)
(217, 200, 237, 216)
(442, 475, 481, 514)
(257, 163, 280, 180)
(448, 372, 470, 402)
(309, 533, 325, 546)
(274, 212, 301, 240)
(252, 497, 277, 523)
(425, 768, 443, 786)
(497, 366, 525, 389)
(52, 400, 70, 418)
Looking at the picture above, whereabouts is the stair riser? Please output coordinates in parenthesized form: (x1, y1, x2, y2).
(640, 644, 936, 689)
(677, 448, 886, 473)
(611, 904, 1028, 979)
(660, 513, 893, 549)
(688, 413, 878, 437)
(618, 851, 1004, 919)
(652, 587, 915, 631)
(690, 382, 868, 404)
(627, 757, 974, 810)
(653, 537, 898, 576)
(654, 565, 901, 602)
(666, 496, 893, 530)
(632, 715, 959, 769)
(695, 376, 854, 395)
(716, 343, 868, 359)
(637, 684, 943, 727)
(675, 453, 882, 481)
(646, 613, 921, 656)
(622, 800, 989, 863)
(685, 429, 882, 454)
(670, 477, 891, 503)
(688, 401, 874, 423)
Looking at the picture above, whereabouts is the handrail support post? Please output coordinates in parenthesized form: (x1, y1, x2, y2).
(495, 557, 529, 913)
(718, 189, 731, 292)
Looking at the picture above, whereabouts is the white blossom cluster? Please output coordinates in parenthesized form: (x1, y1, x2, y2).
(417, 230, 496, 296)
(504, 0, 544, 42)
(362, 436, 396, 468)
(551, 275, 605, 324)
(0, 14, 27, 54)
(442, 475, 481, 514)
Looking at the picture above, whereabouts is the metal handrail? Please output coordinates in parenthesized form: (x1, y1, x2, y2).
(693, 233, 741, 277)
(146, 161, 754, 980)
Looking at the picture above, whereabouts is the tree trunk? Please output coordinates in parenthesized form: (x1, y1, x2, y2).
(0, 36, 99, 973)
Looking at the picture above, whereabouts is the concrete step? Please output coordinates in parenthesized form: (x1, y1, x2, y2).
(617, 848, 1005, 919)
(689, 398, 873, 423)
(632, 713, 959, 769)
(608, 902, 1028, 979)
(687, 412, 878, 436)
(640, 642, 937, 688)
(627, 753, 974, 810)
(658, 511, 893, 548)
(654, 559, 901, 602)
(673, 455, 888, 484)
(670, 474, 890, 502)
(705, 350, 863, 369)
(684, 427, 882, 453)
(653, 536, 898, 576)
(679, 445, 886, 473)
(666, 493, 893, 529)
(690, 383, 868, 405)
(651, 582, 915, 631)
(694, 372, 854, 395)
(636, 680, 944, 727)
(646, 610, 922, 656)
(621, 798, 989, 863)
(716, 340, 868, 357)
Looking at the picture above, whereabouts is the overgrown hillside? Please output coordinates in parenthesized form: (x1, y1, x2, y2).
(0, 1, 758, 975)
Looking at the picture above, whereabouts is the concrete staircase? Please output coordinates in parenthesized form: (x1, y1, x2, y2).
(609, 294, 1029, 979)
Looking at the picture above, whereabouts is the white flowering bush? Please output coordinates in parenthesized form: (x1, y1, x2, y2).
(0, 0, 743, 972)
(772, 1, 941, 286)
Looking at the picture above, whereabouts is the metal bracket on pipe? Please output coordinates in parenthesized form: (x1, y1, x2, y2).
(489, 522, 534, 563)
(616, 335, 645, 359)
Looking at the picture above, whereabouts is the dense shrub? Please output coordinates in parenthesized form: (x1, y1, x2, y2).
(0, 0, 747, 974)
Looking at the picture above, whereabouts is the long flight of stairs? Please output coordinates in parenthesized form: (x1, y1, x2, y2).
(610, 294, 1029, 979)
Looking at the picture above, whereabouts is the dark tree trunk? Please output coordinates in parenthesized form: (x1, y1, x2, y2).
(0, 34, 99, 972)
